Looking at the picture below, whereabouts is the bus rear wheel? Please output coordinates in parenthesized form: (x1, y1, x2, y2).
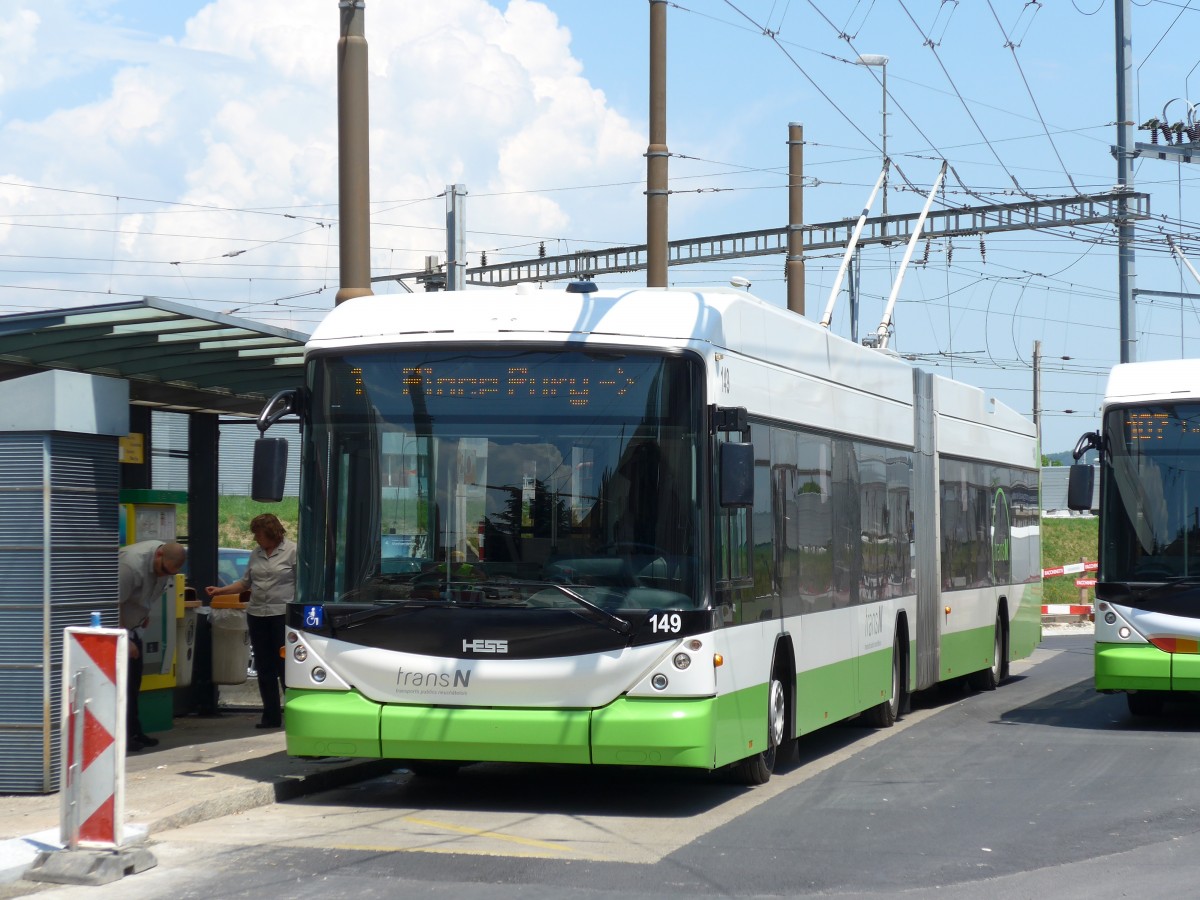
(968, 613, 1005, 692)
(730, 674, 786, 785)
(863, 637, 900, 728)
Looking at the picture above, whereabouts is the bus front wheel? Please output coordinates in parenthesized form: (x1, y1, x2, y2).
(730, 674, 786, 785)
(1127, 692, 1164, 717)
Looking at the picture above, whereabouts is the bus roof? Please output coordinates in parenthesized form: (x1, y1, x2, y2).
(308, 284, 913, 400)
(310, 284, 815, 351)
(1106, 359, 1200, 405)
(309, 284, 1034, 453)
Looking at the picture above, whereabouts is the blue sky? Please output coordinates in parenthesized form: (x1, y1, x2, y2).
(1, 0, 1198, 453)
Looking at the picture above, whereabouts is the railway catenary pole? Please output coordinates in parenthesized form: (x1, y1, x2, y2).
(335, 0, 374, 305)
(786, 123, 805, 315)
(646, 0, 669, 288)
(1114, 0, 1136, 362)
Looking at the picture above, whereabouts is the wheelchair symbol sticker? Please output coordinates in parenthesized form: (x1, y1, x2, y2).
(303, 605, 324, 628)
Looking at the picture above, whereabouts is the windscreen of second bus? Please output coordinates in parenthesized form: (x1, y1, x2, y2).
(301, 347, 704, 611)
(1101, 402, 1200, 583)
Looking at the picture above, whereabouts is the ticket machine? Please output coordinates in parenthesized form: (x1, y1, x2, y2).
(119, 489, 188, 732)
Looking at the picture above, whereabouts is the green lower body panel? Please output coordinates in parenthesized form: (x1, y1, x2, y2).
(1095, 642, 1171, 692)
(381, 705, 592, 764)
(1010, 589, 1043, 661)
(285, 688, 730, 770)
(1171, 653, 1200, 691)
(940, 624, 993, 681)
(795, 655, 859, 735)
(285, 689, 383, 758)
(594, 696, 723, 768)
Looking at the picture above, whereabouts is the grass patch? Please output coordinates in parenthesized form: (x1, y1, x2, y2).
(177, 497, 299, 549)
(1041, 516, 1098, 605)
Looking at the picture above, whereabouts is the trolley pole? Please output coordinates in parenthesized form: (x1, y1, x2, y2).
(1033, 339, 1042, 456)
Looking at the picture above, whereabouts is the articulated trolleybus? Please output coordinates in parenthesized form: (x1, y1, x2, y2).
(253, 283, 1041, 784)
(1069, 360, 1200, 716)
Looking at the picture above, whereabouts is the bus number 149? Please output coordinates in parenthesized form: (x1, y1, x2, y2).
(651, 613, 683, 634)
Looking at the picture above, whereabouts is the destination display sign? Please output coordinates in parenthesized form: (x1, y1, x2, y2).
(399, 364, 638, 407)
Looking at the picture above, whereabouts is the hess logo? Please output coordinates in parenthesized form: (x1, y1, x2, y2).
(463, 639, 508, 654)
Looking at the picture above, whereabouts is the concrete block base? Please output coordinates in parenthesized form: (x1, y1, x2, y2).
(23, 845, 157, 886)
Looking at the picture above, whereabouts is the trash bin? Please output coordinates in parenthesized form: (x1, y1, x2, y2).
(175, 600, 200, 687)
(209, 597, 250, 685)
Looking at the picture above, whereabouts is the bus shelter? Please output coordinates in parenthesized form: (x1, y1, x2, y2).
(0, 296, 307, 792)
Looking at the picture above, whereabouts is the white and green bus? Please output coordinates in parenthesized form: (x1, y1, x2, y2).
(253, 283, 1042, 783)
(1069, 360, 1200, 716)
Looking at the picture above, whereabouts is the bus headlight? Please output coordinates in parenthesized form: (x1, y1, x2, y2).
(651, 673, 669, 690)
(672, 652, 691, 670)
(1118, 626, 1131, 640)
(312, 667, 327, 683)
(293, 644, 308, 662)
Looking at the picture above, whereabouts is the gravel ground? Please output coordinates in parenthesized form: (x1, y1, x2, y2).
(1042, 620, 1095, 636)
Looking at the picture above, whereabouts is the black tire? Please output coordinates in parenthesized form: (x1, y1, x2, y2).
(730, 673, 786, 785)
(968, 614, 1004, 692)
(1127, 692, 1165, 717)
(863, 637, 900, 728)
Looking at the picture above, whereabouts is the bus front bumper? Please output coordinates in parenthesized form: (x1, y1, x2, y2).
(282, 689, 725, 769)
(1095, 642, 1172, 692)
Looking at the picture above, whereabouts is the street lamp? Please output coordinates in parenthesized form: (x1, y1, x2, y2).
(855, 53, 889, 224)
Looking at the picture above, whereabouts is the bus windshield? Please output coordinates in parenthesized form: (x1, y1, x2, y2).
(298, 347, 704, 612)
(1100, 402, 1200, 584)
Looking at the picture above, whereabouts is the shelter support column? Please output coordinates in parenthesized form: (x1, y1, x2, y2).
(180, 412, 219, 715)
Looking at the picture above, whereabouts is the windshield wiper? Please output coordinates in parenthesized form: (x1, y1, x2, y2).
(545, 583, 633, 635)
(331, 599, 448, 629)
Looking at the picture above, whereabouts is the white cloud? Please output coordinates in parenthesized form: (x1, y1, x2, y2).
(0, 0, 645, 323)
(0, 8, 40, 96)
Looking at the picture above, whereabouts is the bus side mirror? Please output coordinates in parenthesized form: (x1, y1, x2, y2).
(252, 438, 288, 503)
(719, 442, 754, 508)
(1067, 463, 1094, 512)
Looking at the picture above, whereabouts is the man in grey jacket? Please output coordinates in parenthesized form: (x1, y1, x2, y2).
(119, 540, 187, 752)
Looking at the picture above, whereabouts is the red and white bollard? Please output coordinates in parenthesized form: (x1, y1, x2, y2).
(60, 625, 128, 849)
(24, 621, 155, 885)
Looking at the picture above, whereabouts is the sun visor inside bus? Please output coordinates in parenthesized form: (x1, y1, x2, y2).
(252, 437, 289, 503)
(719, 442, 754, 508)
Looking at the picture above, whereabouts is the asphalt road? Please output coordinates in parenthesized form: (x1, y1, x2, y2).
(22, 627, 1200, 899)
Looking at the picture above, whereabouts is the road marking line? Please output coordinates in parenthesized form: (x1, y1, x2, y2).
(322, 844, 564, 859)
(402, 815, 586, 855)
